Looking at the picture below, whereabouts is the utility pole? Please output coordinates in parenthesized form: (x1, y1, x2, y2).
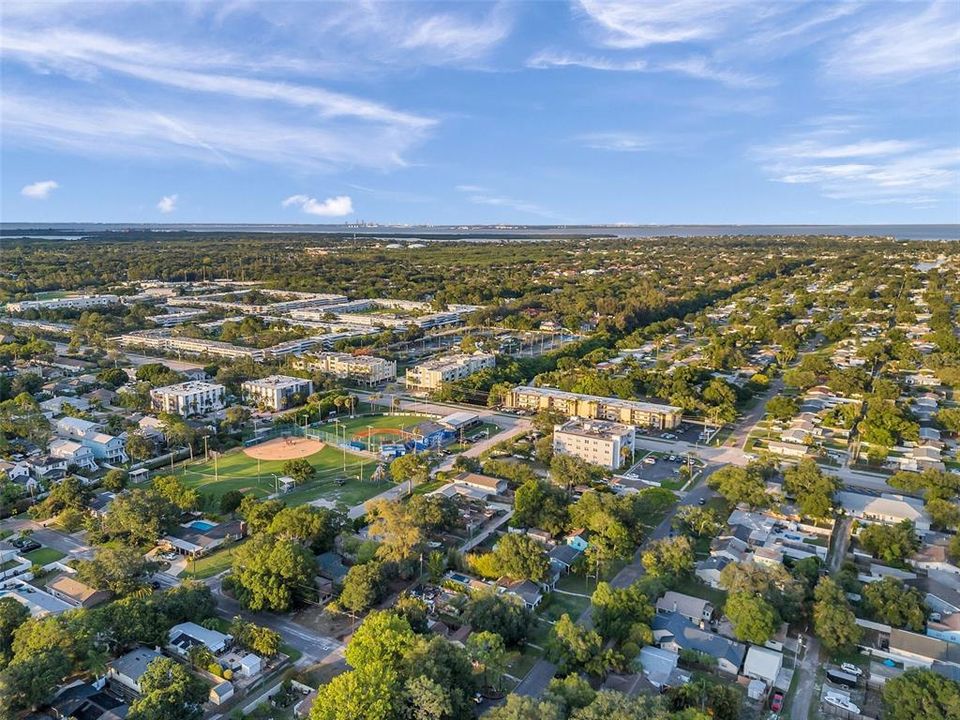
(203, 435, 209, 461)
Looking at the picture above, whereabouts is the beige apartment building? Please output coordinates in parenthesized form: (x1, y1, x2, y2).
(506, 385, 682, 429)
(296, 352, 396, 386)
(553, 418, 635, 470)
(241, 375, 313, 411)
(405, 352, 496, 391)
(150, 381, 226, 416)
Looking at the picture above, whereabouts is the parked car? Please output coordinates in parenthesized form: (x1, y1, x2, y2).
(840, 663, 863, 677)
(770, 692, 784, 712)
(642, 457, 656, 465)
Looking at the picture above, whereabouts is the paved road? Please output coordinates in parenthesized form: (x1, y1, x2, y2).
(0, 518, 97, 560)
(514, 477, 718, 697)
(790, 633, 820, 720)
(206, 575, 343, 665)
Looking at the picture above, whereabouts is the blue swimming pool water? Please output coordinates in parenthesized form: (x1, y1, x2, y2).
(189, 520, 216, 531)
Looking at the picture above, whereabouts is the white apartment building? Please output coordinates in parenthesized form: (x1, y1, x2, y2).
(55, 417, 128, 464)
(506, 386, 683, 430)
(150, 381, 226, 416)
(405, 352, 496, 391)
(553, 418, 635, 470)
(241, 375, 313, 411)
(6, 294, 120, 313)
(296, 352, 396, 386)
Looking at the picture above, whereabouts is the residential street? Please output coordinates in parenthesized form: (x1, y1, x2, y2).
(206, 575, 343, 665)
(514, 475, 718, 697)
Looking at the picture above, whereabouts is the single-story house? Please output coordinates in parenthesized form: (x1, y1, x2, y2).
(107, 647, 163, 698)
(0, 579, 73, 617)
(316, 551, 349, 583)
(838, 491, 931, 536)
(695, 556, 731, 589)
(652, 611, 746, 675)
(910, 543, 960, 576)
(565, 529, 590, 552)
(638, 646, 691, 690)
(167, 621, 232, 657)
(46, 575, 112, 609)
(500, 579, 543, 609)
(209, 680, 235, 705)
(162, 519, 246, 557)
(51, 683, 128, 720)
(548, 544, 581, 573)
(656, 591, 714, 624)
(453, 472, 507, 496)
(887, 628, 960, 669)
(710, 536, 749, 563)
(743, 646, 784, 687)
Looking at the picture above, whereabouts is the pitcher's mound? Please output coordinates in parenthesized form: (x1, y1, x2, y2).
(244, 436, 325, 461)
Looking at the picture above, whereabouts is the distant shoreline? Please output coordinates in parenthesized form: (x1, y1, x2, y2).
(2, 223, 958, 241)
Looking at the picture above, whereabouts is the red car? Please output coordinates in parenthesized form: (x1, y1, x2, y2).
(771, 692, 784, 713)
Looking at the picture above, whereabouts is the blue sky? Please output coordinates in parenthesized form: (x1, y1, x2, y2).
(2, 1, 959, 224)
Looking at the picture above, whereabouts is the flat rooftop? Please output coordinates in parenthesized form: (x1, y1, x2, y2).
(512, 385, 682, 414)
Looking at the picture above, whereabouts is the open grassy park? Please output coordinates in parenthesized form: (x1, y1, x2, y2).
(178, 413, 432, 509)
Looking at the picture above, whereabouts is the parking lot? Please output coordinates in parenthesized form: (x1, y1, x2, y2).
(635, 421, 712, 445)
(617, 451, 690, 489)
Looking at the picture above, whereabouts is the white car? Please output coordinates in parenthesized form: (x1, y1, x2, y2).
(824, 694, 860, 714)
(642, 457, 657, 465)
(840, 663, 863, 677)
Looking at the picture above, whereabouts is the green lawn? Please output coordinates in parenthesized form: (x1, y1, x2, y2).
(669, 576, 728, 607)
(539, 590, 591, 622)
(182, 541, 247, 579)
(180, 445, 389, 507)
(24, 547, 66, 565)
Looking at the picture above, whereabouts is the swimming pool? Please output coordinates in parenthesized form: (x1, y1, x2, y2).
(188, 520, 216, 532)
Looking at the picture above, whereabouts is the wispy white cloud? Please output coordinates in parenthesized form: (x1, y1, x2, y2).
(754, 124, 960, 205)
(0, 28, 434, 129)
(20, 179, 58, 199)
(576, 0, 746, 49)
(825, 0, 960, 81)
(2, 92, 427, 172)
(282, 194, 354, 217)
(157, 194, 177, 213)
(527, 50, 647, 72)
(529, 48, 765, 88)
(577, 132, 656, 152)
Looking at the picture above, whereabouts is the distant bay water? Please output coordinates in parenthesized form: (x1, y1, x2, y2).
(1, 223, 958, 241)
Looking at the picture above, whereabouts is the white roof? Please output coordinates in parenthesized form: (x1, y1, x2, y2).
(837, 491, 928, 524)
(743, 646, 784, 683)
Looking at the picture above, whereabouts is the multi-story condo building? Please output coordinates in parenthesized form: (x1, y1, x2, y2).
(506, 386, 683, 430)
(405, 352, 496, 391)
(150, 381, 226, 416)
(295, 352, 397, 386)
(553, 418, 636, 470)
(55, 417, 129, 464)
(5, 294, 120, 313)
(241, 375, 313, 411)
(116, 328, 379, 361)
